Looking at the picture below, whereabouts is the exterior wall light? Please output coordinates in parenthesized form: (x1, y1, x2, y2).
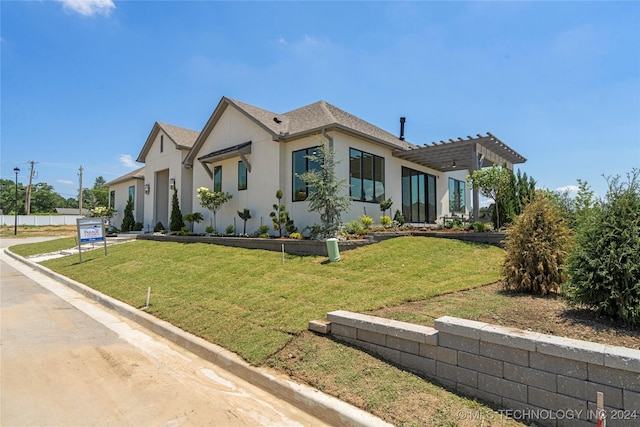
(145, 184, 150, 194)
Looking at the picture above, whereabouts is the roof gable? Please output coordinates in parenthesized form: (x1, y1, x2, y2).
(137, 122, 199, 163)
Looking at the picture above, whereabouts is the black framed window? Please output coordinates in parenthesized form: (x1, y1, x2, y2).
(160, 135, 164, 153)
(109, 190, 115, 209)
(213, 166, 222, 192)
(238, 161, 247, 190)
(449, 178, 466, 212)
(350, 148, 384, 202)
(292, 147, 320, 201)
(402, 167, 436, 223)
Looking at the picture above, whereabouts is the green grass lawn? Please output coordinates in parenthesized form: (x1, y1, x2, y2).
(37, 236, 503, 364)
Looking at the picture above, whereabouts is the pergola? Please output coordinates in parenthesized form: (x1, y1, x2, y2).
(393, 132, 527, 220)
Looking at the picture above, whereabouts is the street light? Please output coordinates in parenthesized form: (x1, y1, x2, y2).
(13, 167, 20, 235)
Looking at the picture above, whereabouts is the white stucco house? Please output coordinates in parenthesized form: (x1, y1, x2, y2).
(107, 96, 526, 235)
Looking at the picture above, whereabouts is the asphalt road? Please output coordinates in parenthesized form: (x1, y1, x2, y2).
(1, 238, 328, 427)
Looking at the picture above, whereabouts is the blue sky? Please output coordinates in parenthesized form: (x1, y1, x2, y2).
(2, 0, 638, 202)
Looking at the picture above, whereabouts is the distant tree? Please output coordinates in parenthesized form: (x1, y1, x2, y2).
(169, 187, 185, 232)
(30, 182, 67, 213)
(0, 179, 25, 214)
(121, 196, 135, 231)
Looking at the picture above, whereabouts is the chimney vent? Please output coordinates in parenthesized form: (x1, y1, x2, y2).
(399, 117, 406, 141)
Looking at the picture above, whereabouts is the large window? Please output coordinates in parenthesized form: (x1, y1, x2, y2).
(213, 166, 222, 192)
(449, 178, 466, 212)
(109, 190, 115, 209)
(160, 135, 164, 153)
(350, 148, 385, 202)
(402, 167, 436, 223)
(292, 147, 320, 201)
(238, 161, 247, 191)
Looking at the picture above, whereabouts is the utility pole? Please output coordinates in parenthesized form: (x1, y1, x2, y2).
(25, 160, 38, 215)
(78, 165, 83, 216)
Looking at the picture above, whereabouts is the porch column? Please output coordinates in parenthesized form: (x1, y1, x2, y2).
(470, 142, 480, 221)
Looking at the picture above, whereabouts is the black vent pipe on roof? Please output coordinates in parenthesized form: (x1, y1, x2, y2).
(399, 117, 406, 141)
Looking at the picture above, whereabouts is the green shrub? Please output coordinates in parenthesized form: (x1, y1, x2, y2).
(342, 220, 365, 237)
(153, 222, 165, 233)
(289, 232, 303, 240)
(502, 193, 572, 295)
(380, 215, 391, 227)
(205, 225, 214, 235)
(360, 215, 373, 229)
(564, 170, 640, 326)
(393, 209, 405, 225)
(471, 221, 486, 232)
(133, 222, 143, 231)
(225, 225, 235, 235)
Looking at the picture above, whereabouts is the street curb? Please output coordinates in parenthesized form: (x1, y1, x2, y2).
(5, 248, 392, 427)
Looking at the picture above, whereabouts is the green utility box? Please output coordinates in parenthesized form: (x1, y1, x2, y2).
(326, 238, 340, 262)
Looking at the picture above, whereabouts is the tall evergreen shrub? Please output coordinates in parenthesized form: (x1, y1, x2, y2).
(565, 170, 640, 326)
(121, 196, 135, 232)
(502, 193, 572, 295)
(170, 187, 185, 232)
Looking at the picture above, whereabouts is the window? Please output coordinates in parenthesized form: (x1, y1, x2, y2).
(213, 166, 222, 192)
(402, 167, 436, 223)
(109, 190, 115, 209)
(350, 148, 385, 202)
(238, 161, 247, 190)
(292, 147, 320, 201)
(449, 178, 466, 212)
(160, 135, 164, 153)
(128, 186, 135, 209)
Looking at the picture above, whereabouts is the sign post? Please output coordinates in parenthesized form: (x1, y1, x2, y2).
(76, 218, 107, 263)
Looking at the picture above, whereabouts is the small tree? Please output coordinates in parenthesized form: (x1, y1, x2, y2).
(379, 198, 393, 218)
(468, 165, 511, 229)
(197, 187, 232, 233)
(169, 187, 185, 232)
(237, 208, 252, 235)
(297, 143, 351, 239)
(270, 190, 296, 237)
(565, 170, 640, 326)
(121, 196, 135, 232)
(183, 212, 204, 232)
(502, 193, 572, 295)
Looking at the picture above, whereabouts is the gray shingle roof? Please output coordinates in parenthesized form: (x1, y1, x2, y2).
(156, 122, 200, 149)
(224, 97, 417, 150)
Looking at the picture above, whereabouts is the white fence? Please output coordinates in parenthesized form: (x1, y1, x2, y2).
(0, 215, 83, 226)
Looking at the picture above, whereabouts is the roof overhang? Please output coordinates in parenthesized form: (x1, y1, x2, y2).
(197, 141, 252, 163)
(197, 141, 252, 179)
(393, 132, 526, 172)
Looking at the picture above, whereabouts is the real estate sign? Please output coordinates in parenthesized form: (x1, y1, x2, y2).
(76, 218, 107, 262)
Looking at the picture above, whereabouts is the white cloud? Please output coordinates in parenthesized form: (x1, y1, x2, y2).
(56, 0, 116, 17)
(555, 185, 580, 194)
(119, 154, 138, 168)
(57, 179, 74, 185)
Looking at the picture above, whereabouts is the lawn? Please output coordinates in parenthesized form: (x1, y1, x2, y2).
(37, 236, 503, 364)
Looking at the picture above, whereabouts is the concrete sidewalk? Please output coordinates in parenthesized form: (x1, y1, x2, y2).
(3, 242, 392, 427)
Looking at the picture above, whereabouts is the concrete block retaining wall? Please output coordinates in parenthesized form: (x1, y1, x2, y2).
(323, 311, 640, 427)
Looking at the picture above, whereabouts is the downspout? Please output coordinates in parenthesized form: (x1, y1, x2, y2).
(321, 128, 333, 149)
